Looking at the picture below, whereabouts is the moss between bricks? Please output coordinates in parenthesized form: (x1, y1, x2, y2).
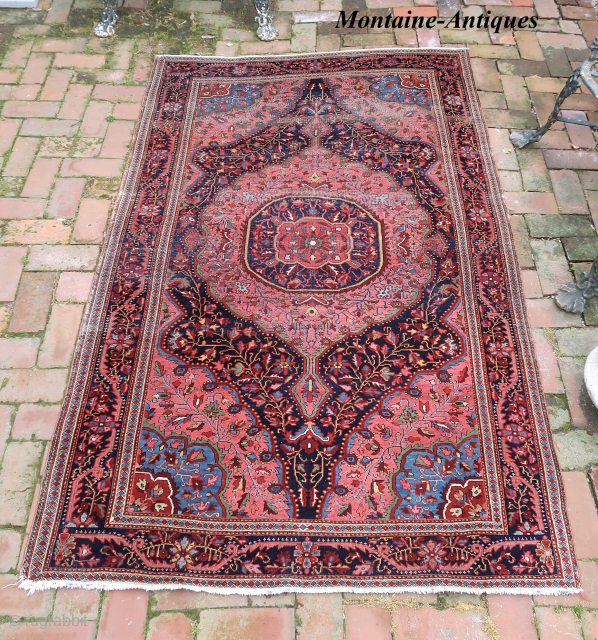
(563, 236, 598, 262)
(0, 177, 25, 198)
(64, 0, 216, 54)
(6, 0, 219, 52)
(347, 593, 489, 638)
(0, 10, 45, 26)
(553, 429, 598, 470)
(584, 297, 598, 326)
(84, 177, 120, 198)
(143, 591, 199, 640)
(545, 393, 573, 432)
(484, 617, 500, 640)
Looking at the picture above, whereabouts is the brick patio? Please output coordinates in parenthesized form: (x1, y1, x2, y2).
(1, 0, 598, 635)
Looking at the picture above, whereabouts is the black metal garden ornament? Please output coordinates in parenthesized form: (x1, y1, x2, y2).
(510, 36, 598, 314)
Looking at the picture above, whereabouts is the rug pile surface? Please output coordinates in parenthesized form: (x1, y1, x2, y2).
(22, 50, 579, 594)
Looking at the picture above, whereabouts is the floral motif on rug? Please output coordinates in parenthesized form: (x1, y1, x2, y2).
(22, 50, 579, 594)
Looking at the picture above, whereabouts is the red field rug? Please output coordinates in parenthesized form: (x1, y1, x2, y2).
(22, 50, 579, 595)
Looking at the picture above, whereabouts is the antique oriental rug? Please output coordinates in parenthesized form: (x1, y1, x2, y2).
(22, 50, 579, 595)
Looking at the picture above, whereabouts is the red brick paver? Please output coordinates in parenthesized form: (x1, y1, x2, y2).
(562, 472, 598, 559)
(0, 338, 39, 368)
(346, 605, 392, 640)
(296, 593, 343, 640)
(0, 198, 44, 220)
(55, 271, 94, 302)
(0, 119, 20, 155)
(392, 607, 489, 639)
(0, 574, 52, 616)
(37, 303, 83, 368)
(3, 138, 39, 177)
(72, 199, 110, 243)
(487, 595, 537, 640)
(535, 607, 583, 640)
(197, 607, 295, 640)
(0, 247, 27, 301)
(0, 623, 96, 640)
(96, 590, 149, 640)
(21, 157, 60, 198)
(147, 612, 194, 640)
(153, 589, 248, 610)
(53, 588, 101, 619)
(0, 530, 23, 572)
(47, 177, 85, 219)
(9, 272, 55, 332)
(12, 403, 61, 440)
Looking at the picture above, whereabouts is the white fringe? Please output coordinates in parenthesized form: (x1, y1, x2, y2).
(17, 576, 582, 597)
(156, 46, 471, 62)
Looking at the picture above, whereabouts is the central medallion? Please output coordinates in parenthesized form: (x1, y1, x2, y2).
(275, 217, 353, 269)
(245, 196, 383, 291)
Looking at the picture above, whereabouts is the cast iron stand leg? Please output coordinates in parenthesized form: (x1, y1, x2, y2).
(519, 36, 598, 315)
(510, 69, 582, 148)
(556, 256, 598, 313)
(94, 0, 118, 37)
(510, 36, 598, 148)
(254, 0, 278, 41)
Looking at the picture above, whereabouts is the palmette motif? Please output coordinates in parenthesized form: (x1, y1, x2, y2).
(22, 50, 579, 593)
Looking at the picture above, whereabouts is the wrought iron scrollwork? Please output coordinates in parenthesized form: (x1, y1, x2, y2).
(555, 256, 598, 313)
(254, 0, 278, 41)
(94, 0, 118, 37)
